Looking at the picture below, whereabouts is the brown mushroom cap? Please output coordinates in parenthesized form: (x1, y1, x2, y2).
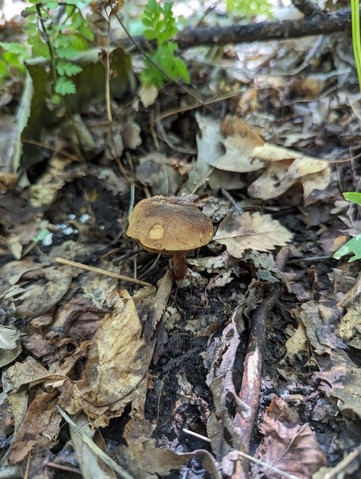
(126, 196, 214, 254)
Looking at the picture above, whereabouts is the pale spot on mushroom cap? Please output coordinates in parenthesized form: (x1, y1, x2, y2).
(149, 224, 164, 240)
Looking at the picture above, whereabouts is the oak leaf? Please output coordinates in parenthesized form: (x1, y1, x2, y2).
(213, 212, 293, 258)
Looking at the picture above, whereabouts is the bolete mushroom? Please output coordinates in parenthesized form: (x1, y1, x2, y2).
(127, 196, 214, 280)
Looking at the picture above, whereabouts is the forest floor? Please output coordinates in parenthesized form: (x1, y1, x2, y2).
(1, 4, 361, 479)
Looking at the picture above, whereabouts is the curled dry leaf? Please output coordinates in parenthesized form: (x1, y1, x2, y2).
(254, 396, 326, 479)
(58, 288, 156, 428)
(212, 116, 331, 201)
(213, 212, 293, 258)
(183, 114, 244, 193)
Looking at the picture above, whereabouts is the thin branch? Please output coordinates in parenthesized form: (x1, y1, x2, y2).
(231, 247, 291, 479)
(119, 8, 353, 49)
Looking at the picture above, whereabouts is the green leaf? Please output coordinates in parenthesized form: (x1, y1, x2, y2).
(43, 1, 58, 10)
(55, 76, 76, 95)
(142, 0, 177, 44)
(333, 235, 361, 262)
(65, 0, 92, 7)
(56, 60, 82, 76)
(27, 35, 50, 58)
(141, 63, 165, 88)
(141, 41, 190, 88)
(226, 0, 272, 18)
(3, 52, 27, 72)
(21, 6, 36, 16)
(0, 42, 30, 56)
(343, 192, 361, 206)
(51, 93, 62, 105)
(78, 22, 95, 41)
(0, 60, 8, 79)
(156, 42, 189, 81)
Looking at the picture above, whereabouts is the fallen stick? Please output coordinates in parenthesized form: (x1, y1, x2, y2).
(120, 8, 352, 49)
(54, 257, 152, 287)
(231, 247, 291, 479)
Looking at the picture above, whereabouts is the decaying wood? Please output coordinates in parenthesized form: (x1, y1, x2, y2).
(231, 247, 291, 479)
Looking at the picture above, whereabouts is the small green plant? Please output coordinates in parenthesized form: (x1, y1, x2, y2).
(0, 42, 30, 81)
(141, 0, 190, 88)
(0, 0, 94, 102)
(351, 0, 361, 91)
(333, 192, 361, 262)
(226, 0, 272, 17)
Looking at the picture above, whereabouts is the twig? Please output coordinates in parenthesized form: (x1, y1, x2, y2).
(323, 446, 361, 479)
(56, 405, 135, 479)
(46, 462, 82, 475)
(54, 257, 152, 287)
(221, 189, 244, 215)
(118, 8, 354, 49)
(231, 247, 291, 479)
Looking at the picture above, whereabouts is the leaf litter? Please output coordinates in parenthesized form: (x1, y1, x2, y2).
(1, 3, 361, 479)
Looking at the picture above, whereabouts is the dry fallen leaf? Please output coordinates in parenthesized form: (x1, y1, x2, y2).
(8, 390, 61, 464)
(59, 288, 156, 427)
(183, 114, 243, 193)
(254, 396, 326, 479)
(119, 415, 221, 479)
(318, 350, 361, 419)
(212, 116, 331, 201)
(336, 273, 361, 349)
(213, 212, 293, 258)
(0, 326, 22, 368)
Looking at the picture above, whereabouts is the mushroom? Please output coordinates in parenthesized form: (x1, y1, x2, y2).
(126, 196, 214, 280)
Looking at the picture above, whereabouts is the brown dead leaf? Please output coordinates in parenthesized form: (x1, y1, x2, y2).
(248, 153, 331, 202)
(318, 350, 361, 419)
(136, 152, 183, 196)
(184, 114, 244, 193)
(336, 274, 361, 349)
(29, 157, 74, 208)
(59, 288, 156, 427)
(142, 270, 173, 340)
(0, 326, 22, 368)
(119, 412, 221, 479)
(213, 116, 331, 201)
(0, 193, 44, 259)
(298, 301, 344, 355)
(6, 356, 50, 391)
(213, 212, 293, 258)
(254, 396, 326, 479)
(8, 389, 61, 464)
(2, 265, 73, 320)
(285, 320, 308, 359)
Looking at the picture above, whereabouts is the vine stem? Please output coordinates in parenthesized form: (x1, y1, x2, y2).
(351, 0, 361, 91)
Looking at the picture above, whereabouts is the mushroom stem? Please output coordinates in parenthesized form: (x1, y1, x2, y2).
(171, 252, 188, 280)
